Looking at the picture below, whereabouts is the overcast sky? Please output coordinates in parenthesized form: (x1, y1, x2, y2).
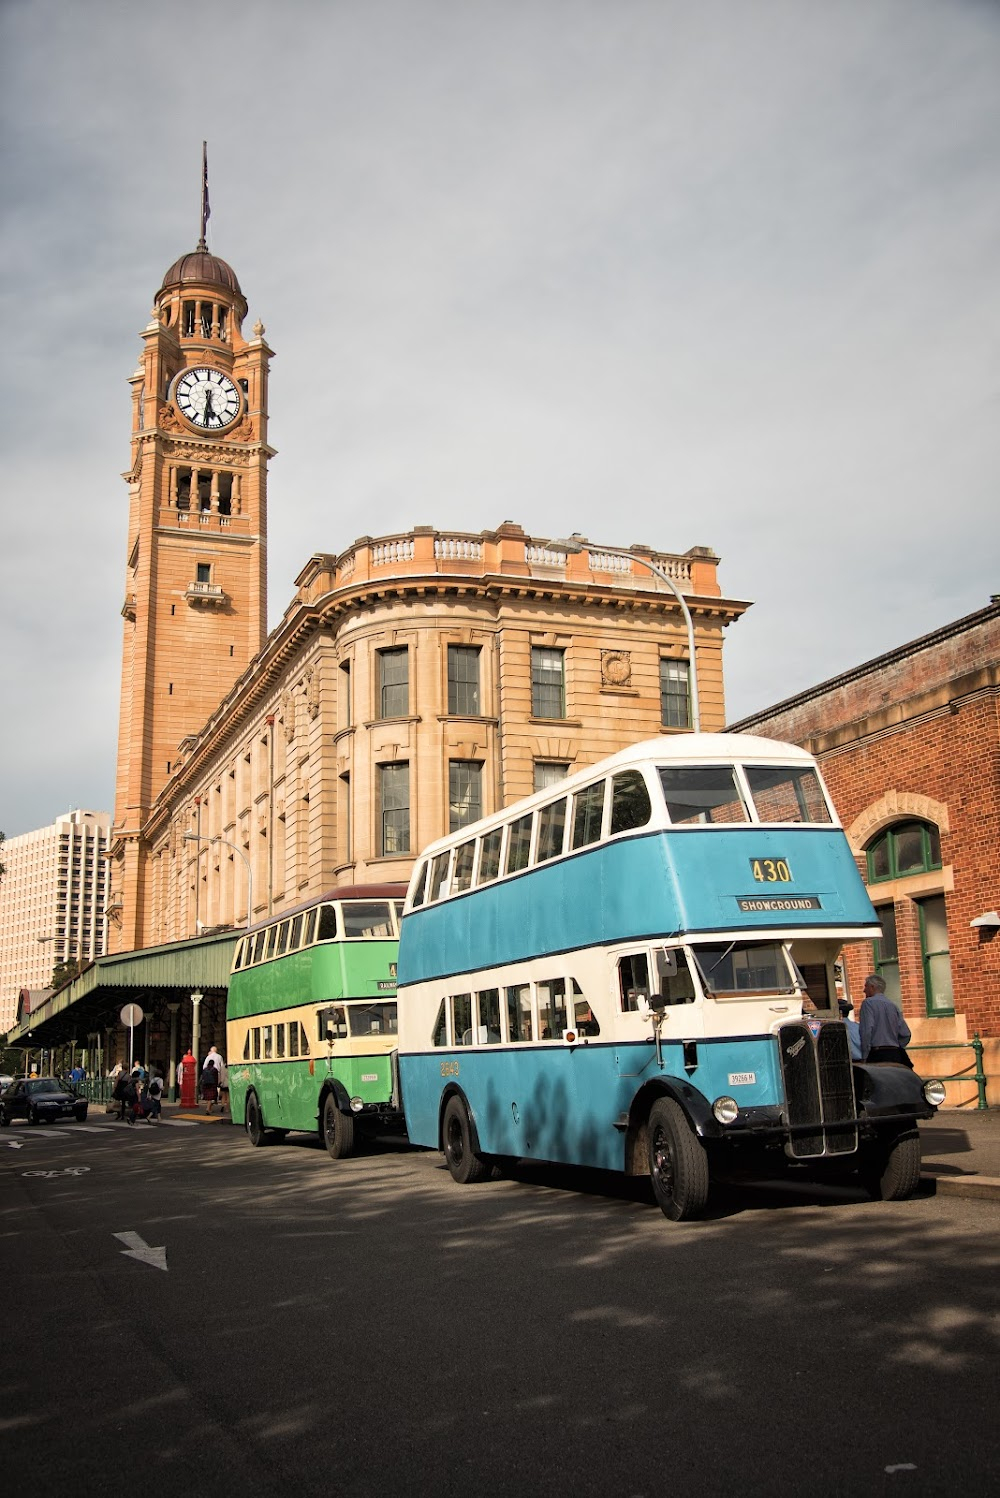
(1, 0, 998, 837)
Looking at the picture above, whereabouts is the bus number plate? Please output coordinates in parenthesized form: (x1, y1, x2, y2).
(749, 857, 792, 883)
(728, 1072, 756, 1086)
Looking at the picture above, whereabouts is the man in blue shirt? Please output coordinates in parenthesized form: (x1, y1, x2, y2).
(838, 998, 862, 1061)
(859, 974, 912, 1065)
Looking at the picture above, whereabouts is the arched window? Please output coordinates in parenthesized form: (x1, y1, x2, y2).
(865, 820, 941, 883)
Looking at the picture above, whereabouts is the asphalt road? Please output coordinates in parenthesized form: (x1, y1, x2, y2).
(3, 1114, 998, 1497)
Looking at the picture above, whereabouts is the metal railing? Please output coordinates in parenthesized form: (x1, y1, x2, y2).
(909, 1032, 989, 1109)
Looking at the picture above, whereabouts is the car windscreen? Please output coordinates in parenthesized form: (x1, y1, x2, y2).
(692, 942, 796, 997)
(347, 1002, 398, 1037)
(744, 765, 832, 824)
(26, 1079, 63, 1095)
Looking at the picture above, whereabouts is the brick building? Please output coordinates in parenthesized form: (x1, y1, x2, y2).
(731, 601, 1000, 1102)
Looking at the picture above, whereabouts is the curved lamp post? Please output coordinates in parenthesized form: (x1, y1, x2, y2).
(183, 832, 253, 932)
(550, 536, 701, 733)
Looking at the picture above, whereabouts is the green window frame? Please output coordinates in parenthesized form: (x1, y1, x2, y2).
(918, 894, 954, 1016)
(872, 903, 901, 1006)
(866, 821, 941, 883)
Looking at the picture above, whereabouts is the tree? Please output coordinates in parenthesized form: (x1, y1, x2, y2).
(50, 958, 86, 990)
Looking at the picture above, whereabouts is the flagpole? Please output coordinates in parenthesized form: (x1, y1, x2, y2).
(198, 141, 210, 249)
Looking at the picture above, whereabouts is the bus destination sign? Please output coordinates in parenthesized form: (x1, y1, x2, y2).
(737, 895, 822, 913)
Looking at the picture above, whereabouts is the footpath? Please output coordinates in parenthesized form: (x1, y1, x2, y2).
(917, 1107, 1000, 1202)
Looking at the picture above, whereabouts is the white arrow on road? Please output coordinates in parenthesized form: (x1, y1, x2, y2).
(4, 1140, 24, 1149)
(113, 1230, 168, 1271)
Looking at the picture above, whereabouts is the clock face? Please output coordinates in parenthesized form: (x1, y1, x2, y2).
(174, 367, 241, 430)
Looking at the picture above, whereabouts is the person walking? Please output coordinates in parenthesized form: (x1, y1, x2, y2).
(144, 1071, 164, 1123)
(201, 1058, 220, 1114)
(838, 998, 863, 1061)
(859, 974, 912, 1065)
(218, 1058, 230, 1116)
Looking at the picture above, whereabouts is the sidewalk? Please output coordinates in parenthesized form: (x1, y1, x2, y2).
(919, 1107, 1000, 1201)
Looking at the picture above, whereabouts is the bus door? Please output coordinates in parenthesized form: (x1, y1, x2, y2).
(614, 947, 697, 1080)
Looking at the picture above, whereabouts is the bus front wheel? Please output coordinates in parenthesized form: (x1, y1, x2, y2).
(647, 1097, 710, 1222)
(245, 1092, 269, 1148)
(442, 1095, 489, 1185)
(322, 1093, 355, 1160)
(859, 1128, 922, 1201)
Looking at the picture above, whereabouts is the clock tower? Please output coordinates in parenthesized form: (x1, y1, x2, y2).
(109, 191, 274, 952)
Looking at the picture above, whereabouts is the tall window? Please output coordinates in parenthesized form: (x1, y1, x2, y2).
(872, 904, 900, 1006)
(447, 646, 481, 715)
(378, 648, 409, 719)
(866, 821, 941, 882)
(379, 764, 410, 855)
(339, 659, 352, 729)
(534, 762, 569, 793)
(531, 647, 566, 719)
(449, 761, 483, 832)
(919, 895, 954, 1015)
(660, 658, 691, 729)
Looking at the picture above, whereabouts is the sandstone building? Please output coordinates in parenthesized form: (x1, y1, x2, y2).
(108, 229, 750, 952)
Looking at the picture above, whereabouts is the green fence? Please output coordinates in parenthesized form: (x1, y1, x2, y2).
(909, 1033, 989, 1110)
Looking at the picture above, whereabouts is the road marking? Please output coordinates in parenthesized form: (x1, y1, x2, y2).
(3, 1140, 24, 1149)
(22, 1166, 90, 1178)
(114, 1230, 168, 1271)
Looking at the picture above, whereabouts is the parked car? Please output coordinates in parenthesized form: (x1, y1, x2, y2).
(0, 1074, 13, 1092)
(0, 1077, 89, 1126)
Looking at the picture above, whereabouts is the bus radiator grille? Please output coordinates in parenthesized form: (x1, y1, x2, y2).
(815, 1023, 858, 1155)
(779, 1023, 824, 1156)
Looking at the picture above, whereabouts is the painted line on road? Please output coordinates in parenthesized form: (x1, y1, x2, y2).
(114, 1230, 168, 1271)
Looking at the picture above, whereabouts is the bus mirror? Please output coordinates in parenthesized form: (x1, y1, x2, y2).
(637, 996, 651, 1016)
(326, 1027, 336, 1044)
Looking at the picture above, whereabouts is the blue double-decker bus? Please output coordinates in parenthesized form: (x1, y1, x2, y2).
(396, 734, 943, 1221)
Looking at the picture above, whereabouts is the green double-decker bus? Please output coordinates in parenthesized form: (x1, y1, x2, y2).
(226, 884, 406, 1159)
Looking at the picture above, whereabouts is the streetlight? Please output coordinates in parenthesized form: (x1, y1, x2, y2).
(183, 832, 253, 932)
(548, 535, 701, 733)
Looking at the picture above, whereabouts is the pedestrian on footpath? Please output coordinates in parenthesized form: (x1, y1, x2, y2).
(859, 974, 912, 1065)
(838, 998, 863, 1061)
(144, 1071, 164, 1123)
(218, 1059, 230, 1115)
(201, 1059, 220, 1114)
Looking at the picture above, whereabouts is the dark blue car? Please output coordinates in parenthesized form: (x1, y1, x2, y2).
(0, 1077, 89, 1126)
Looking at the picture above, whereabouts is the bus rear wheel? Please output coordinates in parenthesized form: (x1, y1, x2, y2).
(322, 1093, 355, 1160)
(245, 1092, 269, 1148)
(647, 1097, 710, 1222)
(442, 1095, 489, 1185)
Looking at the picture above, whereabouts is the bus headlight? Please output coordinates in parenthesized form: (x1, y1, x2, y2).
(350, 1097, 364, 1112)
(922, 1079, 947, 1107)
(712, 1096, 740, 1125)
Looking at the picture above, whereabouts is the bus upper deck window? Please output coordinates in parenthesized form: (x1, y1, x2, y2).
(275, 922, 290, 956)
(477, 828, 502, 884)
(506, 812, 533, 874)
(610, 770, 652, 835)
(745, 765, 833, 824)
(536, 798, 568, 863)
(452, 840, 476, 893)
(392, 900, 405, 931)
(317, 904, 338, 941)
(658, 766, 748, 825)
(343, 901, 392, 937)
(572, 781, 605, 849)
(289, 913, 303, 949)
(303, 908, 318, 944)
(410, 862, 428, 909)
(263, 926, 279, 961)
(429, 853, 451, 902)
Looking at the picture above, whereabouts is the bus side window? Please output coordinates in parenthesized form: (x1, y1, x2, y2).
(610, 771, 652, 835)
(289, 1023, 300, 1058)
(654, 948, 696, 1005)
(453, 840, 476, 893)
(618, 952, 649, 1012)
(289, 913, 303, 949)
(537, 977, 567, 1039)
(275, 922, 290, 957)
(572, 979, 600, 1035)
(429, 852, 451, 902)
(303, 908, 318, 945)
(453, 993, 473, 1045)
(243, 1033, 250, 1060)
(263, 926, 278, 961)
(298, 1022, 310, 1054)
(477, 988, 501, 1043)
(317, 904, 338, 941)
(506, 812, 533, 874)
(252, 1027, 261, 1060)
(477, 828, 503, 885)
(571, 780, 605, 849)
(536, 798, 568, 863)
(410, 862, 428, 909)
(262, 1025, 273, 1060)
(432, 1000, 448, 1047)
(506, 984, 533, 1042)
(275, 1024, 286, 1058)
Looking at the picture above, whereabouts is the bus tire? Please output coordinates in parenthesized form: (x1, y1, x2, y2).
(322, 1093, 355, 1160)
(245, 1091, 269, 1148)
(647, 1097, 710, 1222)
(859, 1128, 922, 1201)
(442, 1095, 490, 1185)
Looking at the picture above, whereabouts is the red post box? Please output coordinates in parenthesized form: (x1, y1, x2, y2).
(179, 1050, 197, 1108)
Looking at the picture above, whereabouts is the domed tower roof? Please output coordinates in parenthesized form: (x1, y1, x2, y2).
(159, 247, 248, 318)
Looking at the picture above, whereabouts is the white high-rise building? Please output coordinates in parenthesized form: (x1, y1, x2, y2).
(0, 810, 111, 1032)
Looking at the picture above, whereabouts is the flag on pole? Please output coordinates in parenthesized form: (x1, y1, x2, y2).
(200, 141, 211, 246)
